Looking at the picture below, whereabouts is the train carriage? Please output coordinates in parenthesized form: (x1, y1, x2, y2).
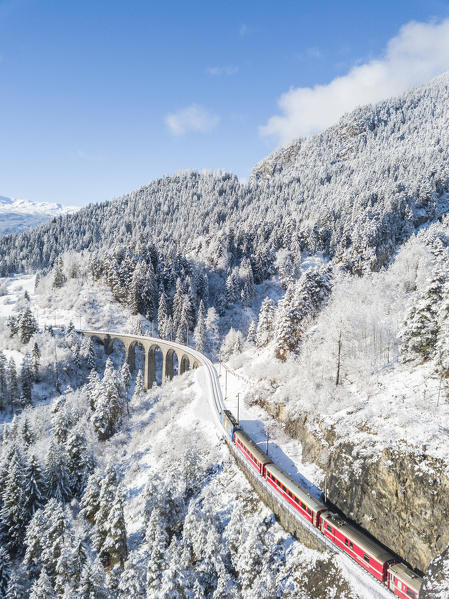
(233, 430, 272, 475)
(387, 562, 422, 599)
(320, 512, 394, 582)
(265, 463, 328, 527)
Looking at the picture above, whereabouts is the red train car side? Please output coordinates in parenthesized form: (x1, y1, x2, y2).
(233, 430, 272, 475)
(320, 512, 394, 582)
(265, 463, 328, 528)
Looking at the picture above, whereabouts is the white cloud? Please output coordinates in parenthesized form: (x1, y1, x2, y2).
(206, 65, 239, 76)
(261, 19, 449, 144)
(165, 104, 220, 136)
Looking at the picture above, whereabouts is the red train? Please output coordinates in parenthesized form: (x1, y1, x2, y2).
(222, 410, 423, 599)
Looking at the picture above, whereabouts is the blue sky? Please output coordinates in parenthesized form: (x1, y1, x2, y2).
(1, 0, 449, 206)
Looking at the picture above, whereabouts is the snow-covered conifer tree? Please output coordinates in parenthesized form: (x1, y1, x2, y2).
(193, 300, 206, 353)
(246, 320, 256, 345)
(7, 359, 19, 411)
(31, 342, 40, 381)
(100, 485, 127, 568)
(400, 268, 446, 361)
(0, 546, 11, 595)
(22, 454, 47, 519)
(256, 297, 275, 348)
(19, 353, 33, 407)
(45, 441, 71, 503)
(1, 451, 26, 554)
(29, 568, 55, 599)
(80, 472, 102, 524)
(205, 307, 219, 358)
(18, 308, 38, 344)
(52, 257, 66, 290)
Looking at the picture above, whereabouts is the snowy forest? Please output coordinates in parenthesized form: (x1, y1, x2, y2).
(0, 72, 449, 597)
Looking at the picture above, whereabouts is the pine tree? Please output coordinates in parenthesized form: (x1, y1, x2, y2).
(142, 261, 159, 322)
(157, 293, 169, 338)
(86, 339, 96, 370)
(205, 307, 220, 358)
(172, 279, 184, 332)
(274, 285, 301, 360)
(52, 257, 66, 290)
(1, 451, 26, 555)
(80, 472, 102, 524)
(117, 552, 146, 599)
(0, 352, 7, 410)
(87, 370, 101, 411)
(193, 300, 206, 353)
(6, 317, 18, 339)
(45, 441, 71, 503)
(22, 455, 47, 519)
(256, 297, 275, 348)
(239, 259, 255, 306)
(225, 268, 240, 305)
(401, 268, 446, 362)
(23, 509, 46, 578)
(128, 261, 146, 315)
(146, 508, 169, 594)
(54, 543, 75, 597)
(0, 546, 11, 596)
(40, 500, 71, 581)
(65, 431, 92, 498)
(93, 465, 119, 562)
(20, 416, 34, 447)
(92, 359, 126, 441)
(18, 308, 38, 344)
(5, 567, 28, 599)
(100, 486, 127, 568)
(246, 320, 256, 345)
(120, 363, 131, 416)
(19, 353, 33, 407)
(29, 568, 56, 599)
(32, 343, 40, 382)
(134, 370, 144, 399)
(7, 359, 19, 411)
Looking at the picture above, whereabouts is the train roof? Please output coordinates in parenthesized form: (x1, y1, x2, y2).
(322, 512, 394, 564)
(234, 430, 272, 465)
(265, 462, 328, 513)
(388, 562, 423, 593)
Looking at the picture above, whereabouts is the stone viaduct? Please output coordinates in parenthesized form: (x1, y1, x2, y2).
(79, 331, 200, 390)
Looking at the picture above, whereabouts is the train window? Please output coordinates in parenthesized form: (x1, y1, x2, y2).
(288, 490, 292, 498)
(345, 539, 348, 547)
(282, 485, 287, 492)
(349, 542, 353, 550)
(300, 501, 306, 510)
(277, 480, 281, 487)
(295, 496, 299, 504)
(406, 590, 415, 598)
(363, 554, 370, 564)
(307, 508, 312, 515)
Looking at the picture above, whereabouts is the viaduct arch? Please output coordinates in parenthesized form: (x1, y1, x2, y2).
(80, 330, 200, 389)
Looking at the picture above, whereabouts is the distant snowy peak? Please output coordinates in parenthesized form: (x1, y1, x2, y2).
(0, 195, 79, 235)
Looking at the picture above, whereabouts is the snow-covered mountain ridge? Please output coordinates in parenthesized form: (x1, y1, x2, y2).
(0, 195, 78, 235)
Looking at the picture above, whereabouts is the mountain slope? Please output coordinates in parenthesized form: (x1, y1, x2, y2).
(0, 195, 78, 235)
(1, 72, 449, 275)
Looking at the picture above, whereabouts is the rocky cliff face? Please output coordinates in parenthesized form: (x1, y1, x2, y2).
(260, 401, 449, 574)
